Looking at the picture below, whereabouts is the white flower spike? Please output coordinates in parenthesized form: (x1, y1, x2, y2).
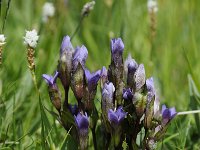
(42, 2, 55, 23)
(147, 0, 158, 13)
(0, 34, 6, 46)
(24, 29, 39, 48)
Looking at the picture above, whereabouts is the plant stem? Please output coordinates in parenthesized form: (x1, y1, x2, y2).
(71, 16, 84, 41)
(177, 110, 200, 115)
(2, 0, 11, 33)
(92, 126, 97, 150)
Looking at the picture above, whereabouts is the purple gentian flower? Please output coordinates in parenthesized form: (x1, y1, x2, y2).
(74, 112, 89, 150)
(108, 106, 127, 126)
(58, 36, 74, 88)
(102, 82, 115, 104)
(42, 71, 59, 87)
(146, 77, 155, 101)
(60, 36, 74, 56)
(123, 88, 133, 101)
(110, 38, 124, 54)
(42, 71, 61, 111)
(124, 54, 138, 73)
(75, 112, 89, 130)
(134, 64, 146, 91)
(73, 45, 88, 69)
(84, 69, 101, 91)
(161, 105, 177, 125)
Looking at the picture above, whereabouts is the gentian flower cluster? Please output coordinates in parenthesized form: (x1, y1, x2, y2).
(43, 35, 177, 149)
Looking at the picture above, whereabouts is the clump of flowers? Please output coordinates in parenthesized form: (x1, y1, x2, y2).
(43, 35, 177, 149)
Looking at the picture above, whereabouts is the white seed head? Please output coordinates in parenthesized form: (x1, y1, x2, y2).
(0, 34, 6, 46)
(24, 29, 39, 48)
(42, 2, 55, 23)
(81, 1, 95, 16)
(147, 0, 158, 13)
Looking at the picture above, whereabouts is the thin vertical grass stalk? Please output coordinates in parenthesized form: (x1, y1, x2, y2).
(0, 46, 2, 65)
(150, 12, 156, 42)
(2, 0, 11, 33)
(71, 16, 84, 41)
(0, 0, 2, 18)
(149, 11, 157, 61)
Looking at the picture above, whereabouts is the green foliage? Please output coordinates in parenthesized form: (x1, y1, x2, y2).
(0, 0, 200, 149)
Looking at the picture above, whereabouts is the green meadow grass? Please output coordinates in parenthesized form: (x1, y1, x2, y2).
(0, 0, 200, 149)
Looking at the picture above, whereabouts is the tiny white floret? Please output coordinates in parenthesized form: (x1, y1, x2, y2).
(147, 0, 158, 13)
(42, 2, 55, 22)
(24, 29, 39, 48)
(0, 34, 6, 46)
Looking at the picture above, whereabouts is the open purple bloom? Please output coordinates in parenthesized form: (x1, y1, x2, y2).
(84, 69, 101, 91)
(108, 106, 127, 126)
(73, 45, 88, 69)
(161, 105, 177, 125)
(75, 112, 89, 150)
(42, 71, 61, 111)
(123, 88, 133, 101)
(111, 38, 124, 54)
(42, 71, 59, 86)
(146, 77, 155, 101)
(60, 36, 74, 55)
(75, 112, 89, 131)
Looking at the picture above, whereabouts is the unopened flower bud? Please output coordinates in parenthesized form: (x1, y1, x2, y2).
(134, 64, 146, 91)
(134, 92, 147, 117)
(100, 66, 108, 89)
(71, 46, 88, 102)
(71, 63, 85, 102)
(73, 45, 88, 69)
(102, 82, 115, 119)
(146, 77, 155, 102)
(108, 38, 124, 105)
(58, 36, 74, 89)
(123, 88, 133, 101)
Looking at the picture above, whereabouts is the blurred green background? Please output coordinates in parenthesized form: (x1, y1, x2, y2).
(0, 0, 200, 149)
